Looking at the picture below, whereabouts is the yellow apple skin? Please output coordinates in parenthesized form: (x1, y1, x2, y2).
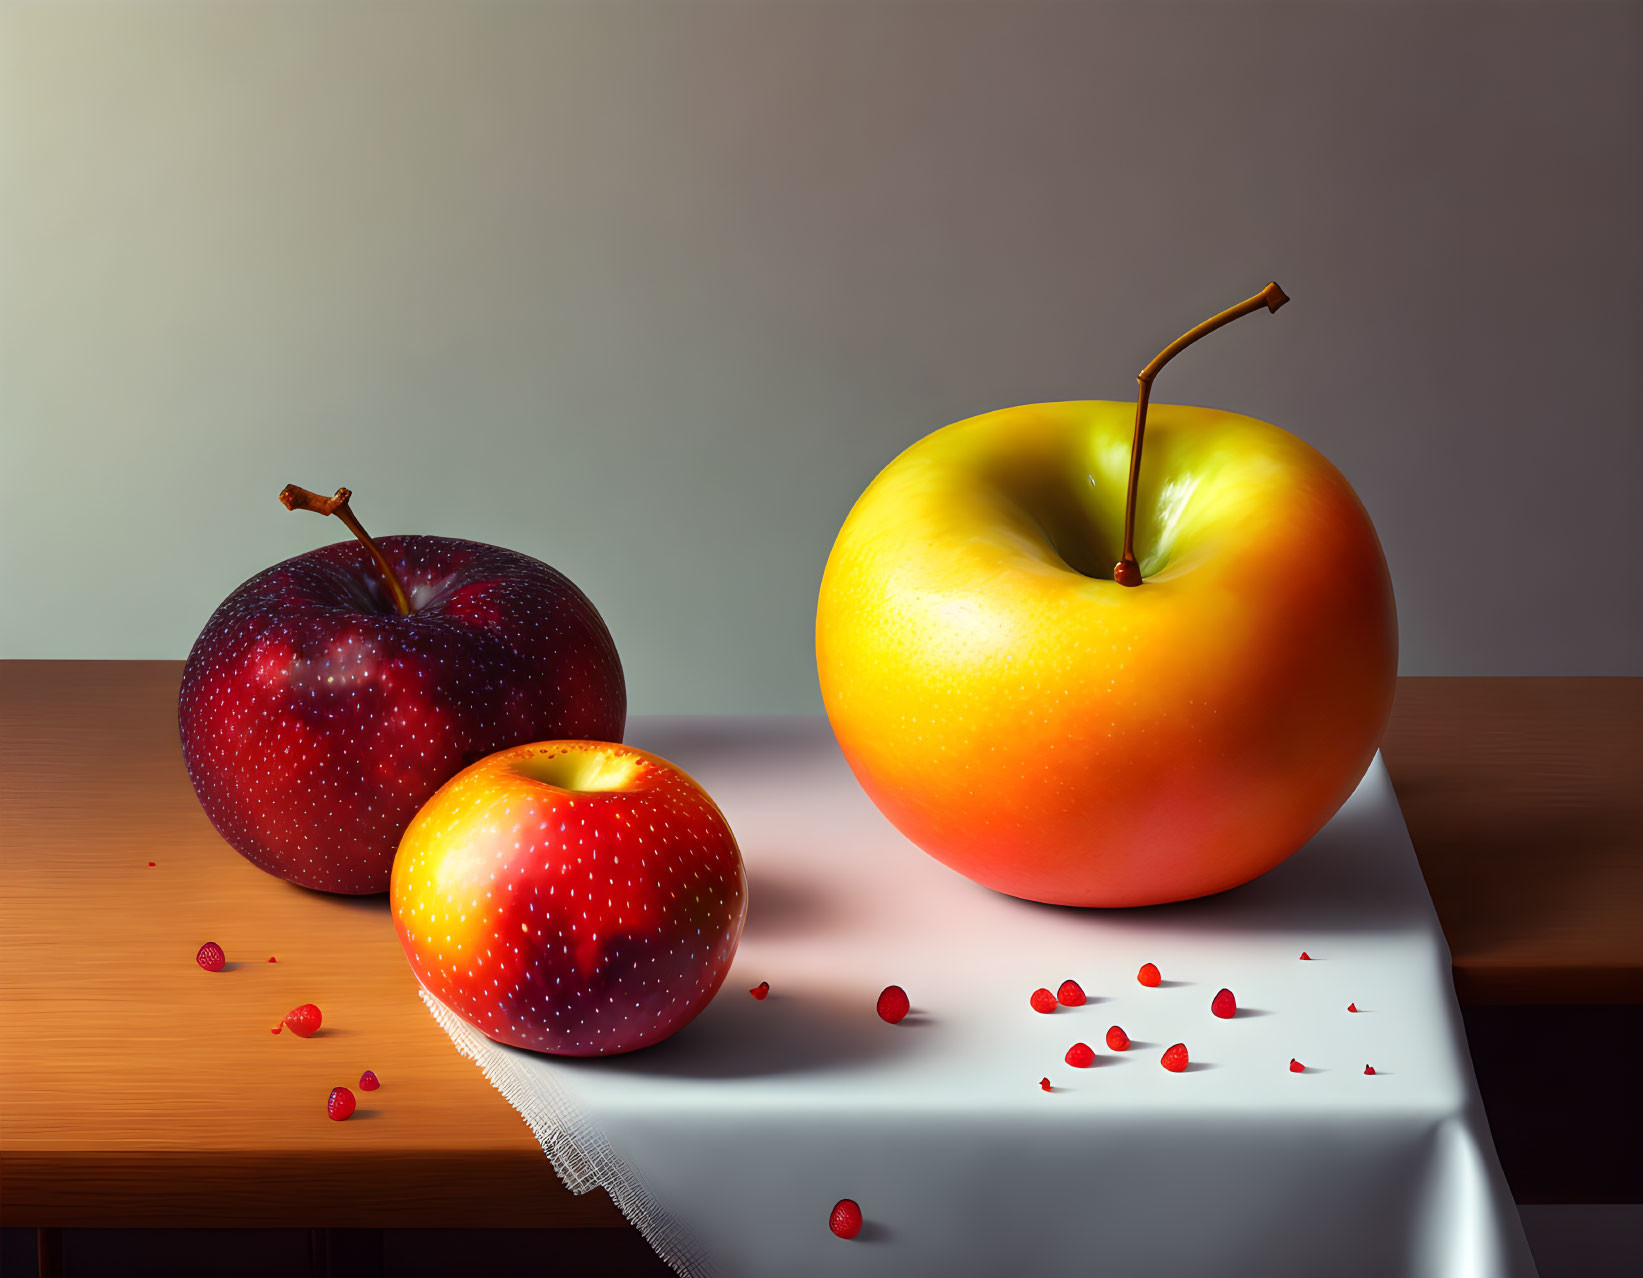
(816, 400, 1397, 907)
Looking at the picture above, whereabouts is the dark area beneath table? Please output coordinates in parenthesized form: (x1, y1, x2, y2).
(1463, 1004, 1642, 1204)
(0, 1226, 671, 1278)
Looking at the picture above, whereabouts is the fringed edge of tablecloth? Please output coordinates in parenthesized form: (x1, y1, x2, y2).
(419, 988, 719, 1278)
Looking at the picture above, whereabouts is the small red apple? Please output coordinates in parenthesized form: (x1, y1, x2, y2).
(179, 485, 625, 894)
(391, 740, 746, 1056)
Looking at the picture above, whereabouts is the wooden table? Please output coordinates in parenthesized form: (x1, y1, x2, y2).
(2, 663, 1639, 1233)
(1380, 677, 1642, 1006)
(0, 661, 622, 1232)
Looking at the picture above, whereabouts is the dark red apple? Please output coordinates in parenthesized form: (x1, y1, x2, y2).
(178, 485, 625, 894)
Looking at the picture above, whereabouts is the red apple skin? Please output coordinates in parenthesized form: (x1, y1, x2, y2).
(392, 741, 747, 1056)
(179, 536, 625, 894)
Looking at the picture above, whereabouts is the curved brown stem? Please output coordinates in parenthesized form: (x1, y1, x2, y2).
(1113, 281, 1289, 586)
(279, 484, 412, 615)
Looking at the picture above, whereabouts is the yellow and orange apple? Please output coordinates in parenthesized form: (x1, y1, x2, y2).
(816, 296, 1396, 907)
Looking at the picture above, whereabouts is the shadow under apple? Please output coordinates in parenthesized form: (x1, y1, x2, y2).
(739, 862, 838, 942)
(555, 986, 926, 1082)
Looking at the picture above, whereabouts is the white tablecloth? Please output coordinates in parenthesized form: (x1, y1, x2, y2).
(421, 717, 1536, 1277)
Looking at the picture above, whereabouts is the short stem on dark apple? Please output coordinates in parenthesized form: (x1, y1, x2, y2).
(278, 485, 413, 615)
(1114, 281, 1289, 587)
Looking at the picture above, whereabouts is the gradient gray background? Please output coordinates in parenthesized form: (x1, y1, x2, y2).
(3, 0, 1639, 712)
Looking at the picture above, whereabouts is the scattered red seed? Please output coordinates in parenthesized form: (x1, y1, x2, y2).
(876, 985, 910, 1024)
(282, 1004, 323, 1038)
(1289, 1058, 1305, 1073)
(1364, 1065, 1376, 1076)
(1161, 1043, 1189, 1073)
(1065, 1042, 1096, 1068)
(1039, 1077, 1053, 1092)
(1347, 1002, 1359, 1013)
(749, 981, 770, 1001)
(267, 956, 277, 963)
(148, 861, 156, 867)
(1137, 963, 1161, 988)
(1105, 1025, 1130, 1052)
(359, 1070, 380, 1091)
(1029, 987, 1058, 1014)
(829, 1198, 863, 1240)
(1210, 988, 1237, 1019)
(1056, 979, 1087, 1007)
(1299, 951, 1312, 960)
(327, 1086, 356, 1121)
(195, 942, 225, 973)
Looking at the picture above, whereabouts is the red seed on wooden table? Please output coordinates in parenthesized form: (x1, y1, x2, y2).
(327, 1086, 356, 1121)
(1289, 1058, 1305, 1073)
(829, 1198, 863, 1240)
(282, 1004, 323, 1038)
(1029, 988, 1058, 1014)
(1056, 979, 1086, 1007)
(876, 985, 910, 1024)
(1211, 988, 1237, 1019)
(1106, 1025, 1130, 1052)
(359, 1070, 380, 1091)
(749, 981, 770, 1001)
(1137, 963, 1161, 988)
(195, 942, 225, 973)
(267, 956, 277, 963)
(1161, 1043, 1189, 1073)
(147, 861, 156, 867)
(1065, 1042, 1096, 1068)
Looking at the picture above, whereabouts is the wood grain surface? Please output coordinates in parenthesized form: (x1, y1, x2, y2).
(1381, 677, 1642, 1006)
(2, 662, 1638, 1228)
(0, 661, 623, 1229)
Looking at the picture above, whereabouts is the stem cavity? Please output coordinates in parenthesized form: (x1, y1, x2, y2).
(279, 485, 412, 615)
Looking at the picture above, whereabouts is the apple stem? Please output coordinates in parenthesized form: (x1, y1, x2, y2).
(1113, 281, 1289, 586)
(278, 485, 413, 615)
